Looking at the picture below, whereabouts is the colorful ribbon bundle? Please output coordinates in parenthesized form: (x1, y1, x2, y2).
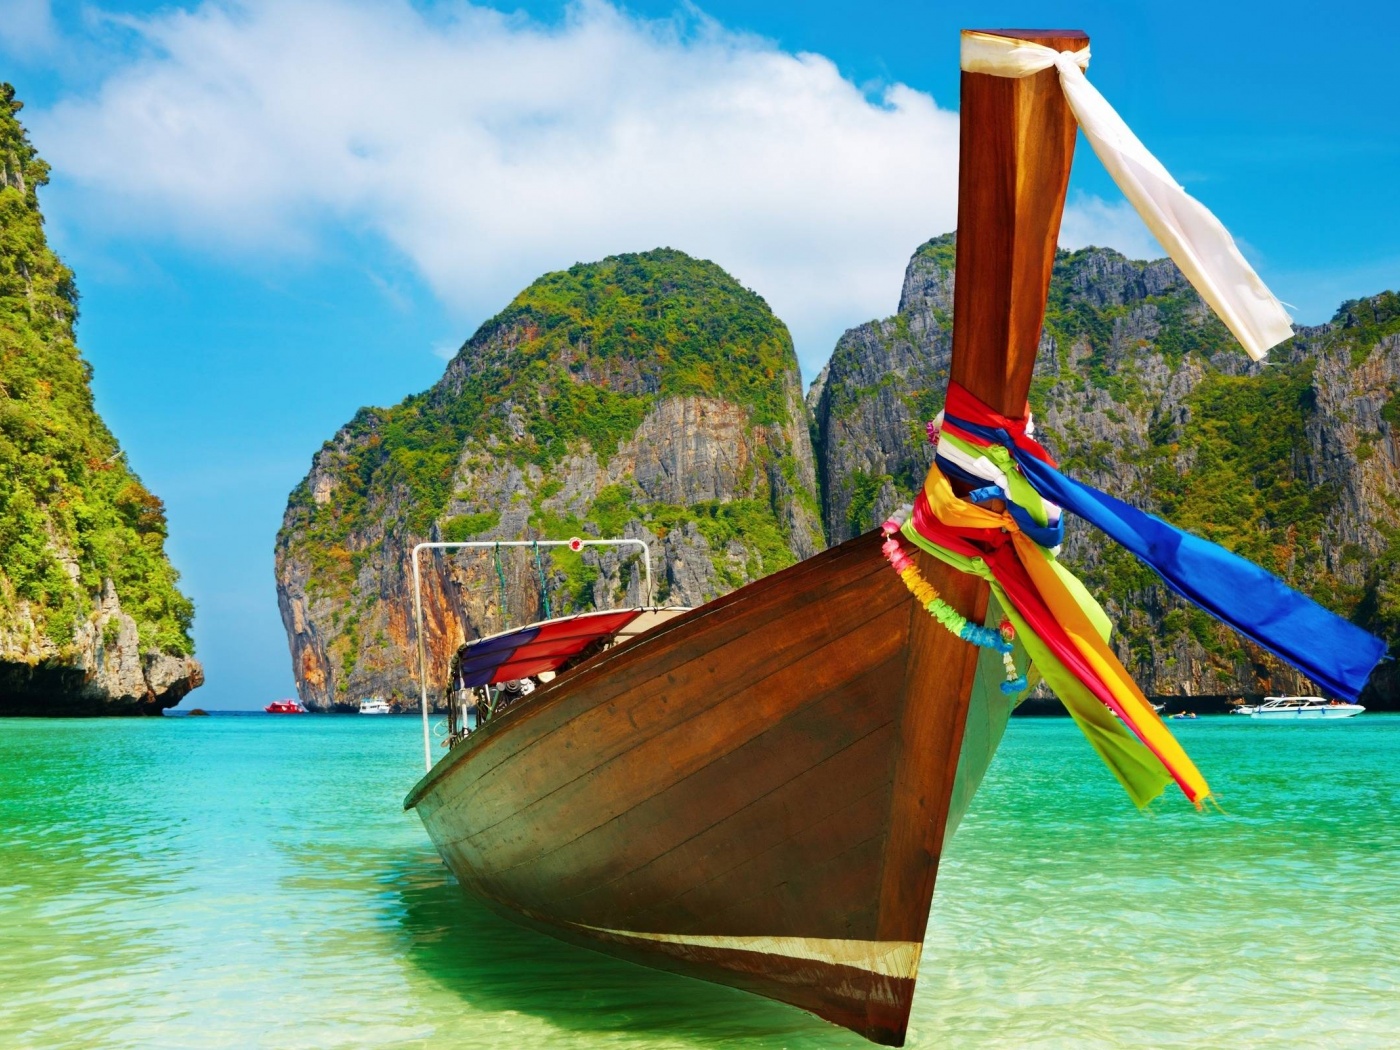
(892, 381, 1387, 809)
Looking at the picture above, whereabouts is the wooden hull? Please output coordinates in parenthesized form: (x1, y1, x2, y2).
(405, 25, 1084, 1046)
(406, 530, 987, 1045)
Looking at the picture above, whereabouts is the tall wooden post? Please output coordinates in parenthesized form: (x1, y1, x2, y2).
(874, 29, 1087, 1044)
(951, 28, 1087, 413)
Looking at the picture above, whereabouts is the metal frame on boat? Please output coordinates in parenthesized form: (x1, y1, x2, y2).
(410, 536, 653, 769)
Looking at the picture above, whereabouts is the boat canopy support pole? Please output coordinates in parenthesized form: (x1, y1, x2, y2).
(409, 537, 653, 771)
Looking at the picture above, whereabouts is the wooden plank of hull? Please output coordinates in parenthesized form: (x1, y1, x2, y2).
(478, 894, 921, 1046)
(410, 531, 981, 1045)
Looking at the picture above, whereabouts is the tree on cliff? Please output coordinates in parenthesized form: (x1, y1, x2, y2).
(0, 83, 201, 714)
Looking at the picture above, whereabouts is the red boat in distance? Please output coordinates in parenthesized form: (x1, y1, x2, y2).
(264, 699, 307, 714)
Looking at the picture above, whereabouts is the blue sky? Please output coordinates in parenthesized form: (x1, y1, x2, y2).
(3, 0, 1397, 709)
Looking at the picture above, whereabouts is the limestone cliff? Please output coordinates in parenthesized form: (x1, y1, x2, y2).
(276, 249, 821, 710)
(811, 233, 1400, 705)
(0, 84, 201, 715)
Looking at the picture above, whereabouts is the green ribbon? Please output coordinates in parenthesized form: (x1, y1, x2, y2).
(939, 429, 1052, 528)
(902, 520, 1171, 809)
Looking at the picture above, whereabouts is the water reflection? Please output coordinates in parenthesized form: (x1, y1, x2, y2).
(392, 856, 865, 1048)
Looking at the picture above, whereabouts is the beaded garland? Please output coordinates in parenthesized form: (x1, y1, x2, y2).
(880, 518, 1028, 695)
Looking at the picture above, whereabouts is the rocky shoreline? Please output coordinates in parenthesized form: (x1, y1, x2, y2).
(0, 582, 204, 716)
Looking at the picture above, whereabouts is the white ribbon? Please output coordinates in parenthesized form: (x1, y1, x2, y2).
(961, 31, 1293, 361)
(937, 438, 1064, 525)
(930, 412, 1063, 525)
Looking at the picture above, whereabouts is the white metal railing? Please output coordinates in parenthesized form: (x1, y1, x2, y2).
(410, 537, 652, 770)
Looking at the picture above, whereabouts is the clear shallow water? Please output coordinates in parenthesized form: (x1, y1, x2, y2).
(2, 713, 1396, 1049)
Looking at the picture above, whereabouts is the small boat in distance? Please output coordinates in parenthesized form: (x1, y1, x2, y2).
(1234, 696, 1364, 720)
(359, 697, 392, 715)
(265, 699, 306, 714)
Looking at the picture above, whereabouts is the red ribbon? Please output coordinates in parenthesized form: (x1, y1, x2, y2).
(910, 491, 1195, 800)
(944, 381, 1058, 467)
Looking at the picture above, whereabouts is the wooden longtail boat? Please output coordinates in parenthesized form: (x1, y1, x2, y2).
(406, 28, 1087, 1046)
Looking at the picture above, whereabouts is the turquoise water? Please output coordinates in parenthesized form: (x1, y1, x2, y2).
(2, 713, 1396, 1049)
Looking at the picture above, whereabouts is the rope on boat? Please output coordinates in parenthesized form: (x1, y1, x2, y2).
(493, 542, 508, 626)
(532, 540, 552, 619)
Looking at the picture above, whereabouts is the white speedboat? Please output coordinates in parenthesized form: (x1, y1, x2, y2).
(359, 696, 392, 715)
(1237, 696, 1364, 720)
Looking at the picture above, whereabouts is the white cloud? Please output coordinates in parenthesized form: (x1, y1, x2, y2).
(30, 0, 966, 374)
(1058, 192, 1164, 262)
(0, 0, 58, 54)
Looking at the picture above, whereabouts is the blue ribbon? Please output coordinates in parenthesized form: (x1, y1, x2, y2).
(960, 480, 1065, 549)
(944, 415, 1386, 702)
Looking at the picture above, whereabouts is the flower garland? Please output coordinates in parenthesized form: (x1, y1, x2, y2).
(880, 518, 1028, 695)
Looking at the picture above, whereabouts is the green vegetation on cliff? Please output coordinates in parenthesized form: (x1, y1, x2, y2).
(288, 250, 799, 555)
(507, 252, 795, 424)
(279, 248, 815, 700)
(1334, 291, 1400, 365)
(0, 84, 193, 656)
(818, 235, 1400, 700)
(1156, 361, 1335, 576)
